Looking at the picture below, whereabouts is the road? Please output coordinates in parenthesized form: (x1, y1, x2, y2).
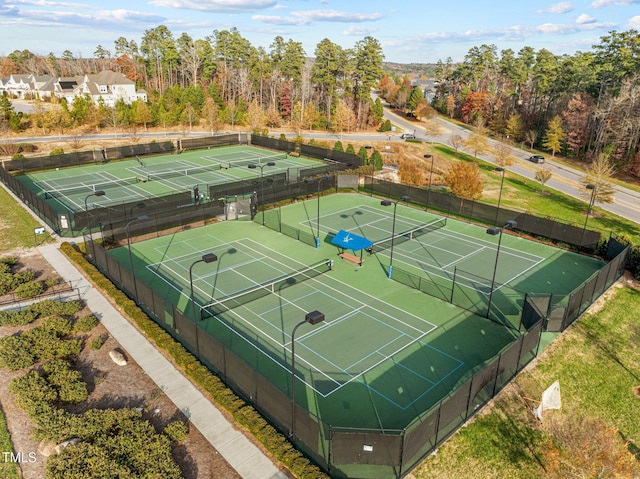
(380, 104, 640, 226)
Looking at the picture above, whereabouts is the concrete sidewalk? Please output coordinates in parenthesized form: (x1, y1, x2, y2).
(37, 243, 288, 479)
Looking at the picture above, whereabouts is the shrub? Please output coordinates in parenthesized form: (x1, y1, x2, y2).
(73, 315, 98, 333)
(164, 421, 188, 443)
(44, 277, 60, 288)
(0, 335, 36, 370)
(49, 148, 64, 156)
(0, 256, 18, 267)
(28, 300, 82, 318)
(16, 143, 37, 153)
(0, 309, 38, 326)
(11, 153, 25, 160)
(11, 270, 35, 289)
(41, 316, 73, 336)
(14, 280, 44, 298)
(89, 336, 105, 350)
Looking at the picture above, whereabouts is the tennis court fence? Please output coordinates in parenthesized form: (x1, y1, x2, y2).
(391, 238, 629, 333)
(366, 176, 602, 251)
(82, 233, 545, 479)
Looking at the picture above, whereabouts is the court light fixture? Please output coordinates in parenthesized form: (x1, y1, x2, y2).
(125, 215, 149, 301)
(248, 162, 276, 225)
(494, 166, 505, 225)
(380, 196, 410, 278)
(424, 154, 435, 211)
(84, 190, 106, 242)
(581, 184, 597, 248)
(189, 252, 218, 356)
(305, 175, 332, 248)
(486, 220, 517, 319)
(290, 310, 325, 439)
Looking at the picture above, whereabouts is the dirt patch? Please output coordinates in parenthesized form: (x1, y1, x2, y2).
(0, 250, 241, 479)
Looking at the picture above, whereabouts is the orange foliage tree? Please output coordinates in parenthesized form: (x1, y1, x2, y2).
(398, 159, 425, 186)
(460, 90, 491, 124)
(444, 162, 483, 210)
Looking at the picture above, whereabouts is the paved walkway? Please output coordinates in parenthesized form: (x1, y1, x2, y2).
(37, 243, 288, 479)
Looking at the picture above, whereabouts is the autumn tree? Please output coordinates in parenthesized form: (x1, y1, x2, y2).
(535, 168, 552, 193)
(245, 98, 266, 133)
(445, 162, 484, 210)
(449, 133, 464, 151)
(542, 115, 565, 156)
(423, 120, 444, 144)
(580, 153, 616, 212)
(399, 159, 425, 186)
(463, 122, 490, 158)
(505, 112, 524, 142)
(493, 140, 516, 167)
(524, 130, 539, 149)
(561, 93, 591, 158)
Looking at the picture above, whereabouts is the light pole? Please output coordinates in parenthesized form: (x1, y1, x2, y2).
(305, 175, 331, 248)
(365, 145, 373, 195)
(248, 162, 276, 225)
(486, 220, 517, 319)
(380, 195, 410, 279)
(189, 253, 218, 356)
(581, 184, 596, 247)
(494, 167, 505, 225)
(125, 215, 149, 301)
(290, 310, 325, 439)
(84, 190, 105, 241)
(424, 154, 434, 211)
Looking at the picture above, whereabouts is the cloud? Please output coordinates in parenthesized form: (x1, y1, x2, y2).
(591, 0, 640, 7)
(253, 9, 384, 26)
(576, 13, 596, 23)
(342, 25, 377, 36)
(628, 15, 640, 28)
(148, 0, 277, 12)
(538, 2, 574, 13)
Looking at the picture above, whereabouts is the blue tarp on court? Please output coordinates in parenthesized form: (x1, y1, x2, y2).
(330, 230, 373, 251)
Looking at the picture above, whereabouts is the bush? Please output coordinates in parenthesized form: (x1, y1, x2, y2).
(164, 421, 188, 443)
(0, 309, 38, 326)
(49, 148, 64, 156)
(73, 315, 98, 333)
(28, 300, 82, 318)
(14, 280, 44, 298)
(11, 153, 25, 160)
(0, 256, 18, 267)
(16, 143, 37, 153)
(0, 335, 36, 370)
(44, 277, 60, 289)
(41, 316, 73, 336)
(89, 336, 105, 350)
(378, 119, 392, 132)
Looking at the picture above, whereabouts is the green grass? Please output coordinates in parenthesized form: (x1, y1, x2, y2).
(431, 144, 640, 243)
(0, 184, 44, 250)
(413, 285, 640, 478)
(0, 404, 20, 479)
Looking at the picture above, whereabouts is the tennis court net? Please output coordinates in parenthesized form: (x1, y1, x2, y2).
(371, 217, 447, 254)
(44, 177, 139, 199)
(223, 153, 287, 169)
(200, 259, 333, 319)
(147, 165, 218, 182)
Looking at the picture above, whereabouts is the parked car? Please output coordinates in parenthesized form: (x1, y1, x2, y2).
(401, 133, 416, 140)
(527, 155, 545, 164)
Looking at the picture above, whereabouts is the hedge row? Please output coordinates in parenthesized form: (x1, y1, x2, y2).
(60, 242, 330, 479)
(0, 299, 82, 327)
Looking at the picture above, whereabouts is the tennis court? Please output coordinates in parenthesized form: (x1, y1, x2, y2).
(17, 145, 323, 213)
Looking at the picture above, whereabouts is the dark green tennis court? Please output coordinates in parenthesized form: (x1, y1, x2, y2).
(105, 193, 604, 431)
(16, 145, 323, 213)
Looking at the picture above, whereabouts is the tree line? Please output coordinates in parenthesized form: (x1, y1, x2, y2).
(1, 26, 638, 178)
(379, 30, 640, 177)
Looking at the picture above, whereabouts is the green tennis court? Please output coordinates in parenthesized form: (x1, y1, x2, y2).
(105, 193, 604, 431)
(16, 145, 323, 213)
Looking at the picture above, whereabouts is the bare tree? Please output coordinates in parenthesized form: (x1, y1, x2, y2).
(534, 168, 552, 193)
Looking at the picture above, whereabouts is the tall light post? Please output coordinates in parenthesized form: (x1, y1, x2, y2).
(84, 190, 105, 241)
(248, 162, 276, 225)
(305, 175, 331, 248)
(365, 145, 373, 195)
(189, 253, 218, 356)
(494, 167, 505, 225)
(125, 215, 149, 301)
(486, 220, 517, 319)
(581, 183, 596, 247)
(380, 195, 410, 279)
(424, 154, 434, 211)
(290, 310, 325, 439)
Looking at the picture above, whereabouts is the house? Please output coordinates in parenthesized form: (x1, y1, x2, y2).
(1, 70, 147, 106)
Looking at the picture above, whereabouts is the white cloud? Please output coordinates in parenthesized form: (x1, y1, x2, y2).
(576, 13, 596, 23)
(342, 25, 377, 36)
(253, 9, 384, 26)
(148, 0, 277, 13)
(540, 2, 574, 13)
(591, 0, 640, 7)
(628, 15, 640, 28)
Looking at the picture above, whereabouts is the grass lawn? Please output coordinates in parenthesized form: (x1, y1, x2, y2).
(0, 184, 45, 250)
(0, 404, 19, 479)
(431, 144, 640, 243)
(413, 284, 640, 478)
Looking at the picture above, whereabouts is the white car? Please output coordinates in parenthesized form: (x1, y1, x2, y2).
(400, 133, 415, 140)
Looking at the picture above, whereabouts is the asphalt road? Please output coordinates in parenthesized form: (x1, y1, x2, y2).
(381, 105, 640, 226)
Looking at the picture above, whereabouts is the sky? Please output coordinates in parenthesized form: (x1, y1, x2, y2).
(0, 0, 639, 64)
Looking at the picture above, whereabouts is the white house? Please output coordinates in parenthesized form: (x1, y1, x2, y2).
(1, 70, 147, 106)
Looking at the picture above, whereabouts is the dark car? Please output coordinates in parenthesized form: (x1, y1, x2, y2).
(400, 133, 416, 140)
(527, 155, 545, 164)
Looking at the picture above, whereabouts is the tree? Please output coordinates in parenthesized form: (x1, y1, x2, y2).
(245, 98, 266, 133)
(535, 168, 552, 193)
(542, 115, 564, 157)
(424, 120, 444, 144)
(463, 122, 490, 158)
(505, 112, 524, 142)
(493, 140, 516, 167)
(406, 87, 424, 114)
(525, 129, 539, 149)
(449, 133, 464, 151)
(581, 153, 616, 211)
(201, 97, 222, 134)
(399, 159, 425, 186)
(445, 162, 484, 210)
(352, 36, 385, 128)
(561, 93, 591, 158)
